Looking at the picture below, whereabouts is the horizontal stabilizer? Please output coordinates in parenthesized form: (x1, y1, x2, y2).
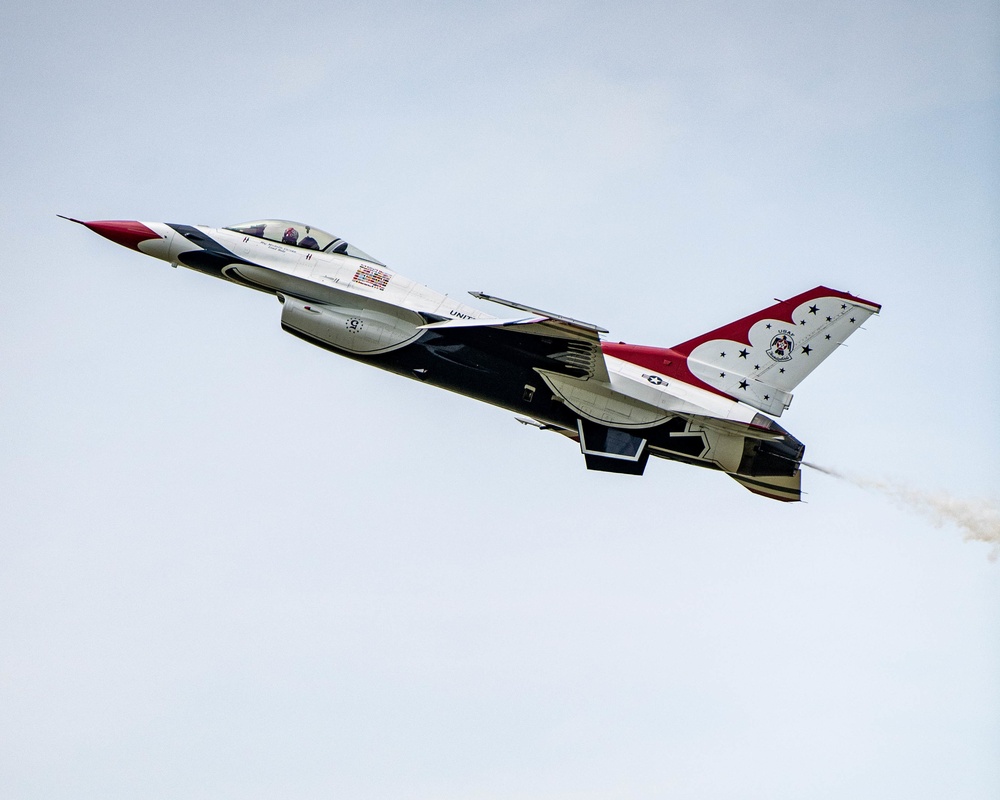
(729, 471, 802, 502)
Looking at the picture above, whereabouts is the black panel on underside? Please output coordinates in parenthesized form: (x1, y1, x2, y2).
(583, 451, 650, 475)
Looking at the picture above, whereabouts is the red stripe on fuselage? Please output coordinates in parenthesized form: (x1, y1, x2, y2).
(600, 341, 732, 399)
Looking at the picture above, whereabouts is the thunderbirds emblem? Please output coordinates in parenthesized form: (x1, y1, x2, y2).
(766, 332, 795, 362)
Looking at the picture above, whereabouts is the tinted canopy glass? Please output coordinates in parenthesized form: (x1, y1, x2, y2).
(225, 219, 382, 263)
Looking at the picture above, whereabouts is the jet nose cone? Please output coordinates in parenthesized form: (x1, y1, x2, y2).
(79, 219, 165, 251)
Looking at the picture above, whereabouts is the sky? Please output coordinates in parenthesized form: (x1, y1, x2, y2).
(1, 1, 998, 798)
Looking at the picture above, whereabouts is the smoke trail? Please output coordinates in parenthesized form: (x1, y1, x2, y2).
(804, 463, 1000, 560)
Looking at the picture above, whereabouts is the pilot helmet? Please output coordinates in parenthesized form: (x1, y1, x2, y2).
(282, 227, 299, 244)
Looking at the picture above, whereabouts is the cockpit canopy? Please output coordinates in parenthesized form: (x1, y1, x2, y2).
(224, 219, 383, 264)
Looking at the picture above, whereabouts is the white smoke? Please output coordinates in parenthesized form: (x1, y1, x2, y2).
(804, 463, 1000, 560)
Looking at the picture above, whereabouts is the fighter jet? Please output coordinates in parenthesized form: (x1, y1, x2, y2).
(66, 216, 881, 501)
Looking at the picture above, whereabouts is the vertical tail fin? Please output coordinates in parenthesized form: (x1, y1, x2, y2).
(671, 286, 881, 416)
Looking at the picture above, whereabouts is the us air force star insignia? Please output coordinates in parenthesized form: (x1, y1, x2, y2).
(643, 374, 664, 386)
(766, 331, 795, 362)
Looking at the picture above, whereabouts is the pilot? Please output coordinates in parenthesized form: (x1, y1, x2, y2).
(299, 233, 319, 250)
(282, 227, 299, 246)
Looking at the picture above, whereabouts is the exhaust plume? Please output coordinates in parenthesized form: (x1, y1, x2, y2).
(804, 463, 1000, 560)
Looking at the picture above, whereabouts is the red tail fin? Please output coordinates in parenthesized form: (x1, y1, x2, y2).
(604, 287, 881, 417)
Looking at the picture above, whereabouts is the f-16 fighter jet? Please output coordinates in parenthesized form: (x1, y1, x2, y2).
(66, 216, 881, 501)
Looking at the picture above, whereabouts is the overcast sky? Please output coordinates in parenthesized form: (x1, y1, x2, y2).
(2, 2, 998, 798)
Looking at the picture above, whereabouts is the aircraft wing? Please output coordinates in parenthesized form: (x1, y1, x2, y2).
(418, 292, 611, 382)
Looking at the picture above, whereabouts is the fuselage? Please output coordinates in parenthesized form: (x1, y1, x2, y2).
(82, 218, 755, 418)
